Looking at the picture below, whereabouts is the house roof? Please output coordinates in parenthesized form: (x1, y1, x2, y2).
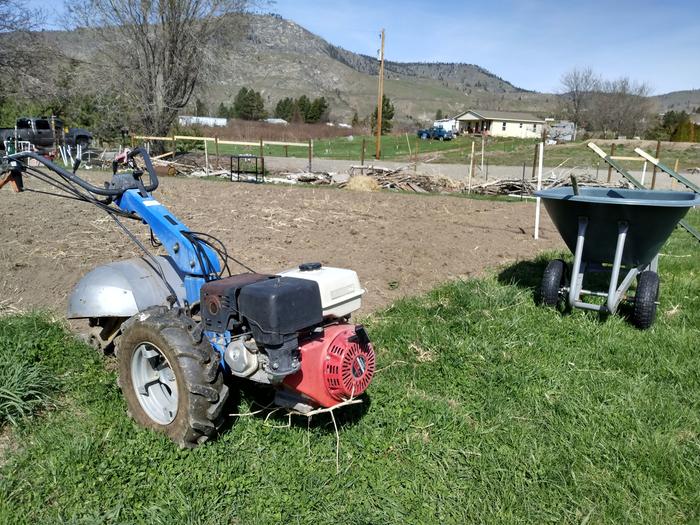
(455, 109, 544, 123)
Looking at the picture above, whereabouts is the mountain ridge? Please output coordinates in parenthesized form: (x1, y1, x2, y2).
(33, 12, 700, 122)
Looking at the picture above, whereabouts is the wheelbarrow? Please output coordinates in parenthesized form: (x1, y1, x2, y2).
(535, 186, 700, 328)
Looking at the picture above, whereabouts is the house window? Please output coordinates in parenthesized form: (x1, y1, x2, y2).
(501, 121, 506, 131)
(519, 122, 523, 128)
(533, 124, 538, 132)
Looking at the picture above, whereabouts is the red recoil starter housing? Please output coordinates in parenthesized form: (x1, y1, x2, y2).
(283, 324, 376, 407)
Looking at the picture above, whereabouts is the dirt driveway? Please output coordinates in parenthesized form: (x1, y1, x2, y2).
(0, 174, 562, 317)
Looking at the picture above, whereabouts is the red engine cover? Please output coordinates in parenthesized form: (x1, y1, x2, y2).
(283, 324, 375, 407)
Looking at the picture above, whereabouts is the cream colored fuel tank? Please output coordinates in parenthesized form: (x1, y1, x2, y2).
(278, 264, 365, 318)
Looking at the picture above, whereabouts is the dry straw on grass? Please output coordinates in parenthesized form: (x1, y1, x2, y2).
(345, 175, 380, 192)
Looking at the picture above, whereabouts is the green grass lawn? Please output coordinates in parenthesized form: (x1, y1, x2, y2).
(206, 135, 700, 174)
(213, 133, 474, 161)
(1, 210, 698, 524)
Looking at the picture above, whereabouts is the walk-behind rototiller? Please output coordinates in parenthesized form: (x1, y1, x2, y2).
(0, 149, 375, 447)
(535, 185, 700, 329)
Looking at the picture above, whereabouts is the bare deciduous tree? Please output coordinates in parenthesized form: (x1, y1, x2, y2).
(588, 78, 654, 138)
(0, 0, 49, 98)
(561, 67, 655, 139)
(560, 67, 599, 131)
(68, 0, 255, 135)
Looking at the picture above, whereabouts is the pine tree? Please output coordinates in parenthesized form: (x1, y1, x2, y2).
(216, 102, 232, 118)
(435, 109, 444, 120)
(296, 95, 311, 122)
(306, 97, 329, 123)
(233, 87, 267, 120)
(274, 97, 295, 121)
(233, 87, 249, 119)
(370, 95, 395, 135)
(195, 98, 208, 117)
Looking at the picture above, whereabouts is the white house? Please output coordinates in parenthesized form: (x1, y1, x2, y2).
(433, 117, 459, 133)
(454, 109, 546, 139)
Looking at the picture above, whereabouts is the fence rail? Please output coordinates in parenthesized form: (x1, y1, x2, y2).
(132, 135, 310, 149)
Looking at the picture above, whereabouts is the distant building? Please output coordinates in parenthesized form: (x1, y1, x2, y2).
(454, 109, 545, 138)
(178, 116, 228, 127)
(548, 120, 576, 142)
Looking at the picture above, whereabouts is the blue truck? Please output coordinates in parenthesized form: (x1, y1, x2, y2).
(417, 126, 454, 141)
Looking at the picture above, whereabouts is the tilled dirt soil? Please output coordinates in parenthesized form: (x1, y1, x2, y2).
(0, 173, 562, 317)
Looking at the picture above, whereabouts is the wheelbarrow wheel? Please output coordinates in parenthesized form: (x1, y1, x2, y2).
(632, 271, 659, 329)
(539, 259, 567, 307)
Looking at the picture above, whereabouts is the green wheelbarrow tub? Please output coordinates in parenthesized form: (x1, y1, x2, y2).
(535, 187, 700, 266)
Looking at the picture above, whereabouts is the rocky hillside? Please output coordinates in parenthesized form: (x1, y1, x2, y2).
(210, 14, 555, 122)
(38, 13, 556, 124)
(652, 89, 700, 113)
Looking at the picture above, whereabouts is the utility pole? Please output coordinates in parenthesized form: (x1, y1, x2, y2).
(375, 29, 385, 160)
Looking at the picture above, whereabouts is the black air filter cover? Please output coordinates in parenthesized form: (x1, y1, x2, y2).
(200, 273, 273, 332)
(237, 276, 323, 346)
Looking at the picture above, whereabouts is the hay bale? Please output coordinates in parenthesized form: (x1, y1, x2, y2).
(345, 175, 380, 192)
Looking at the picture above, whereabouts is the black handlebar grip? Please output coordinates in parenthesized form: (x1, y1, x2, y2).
(127, 147, 159, 192)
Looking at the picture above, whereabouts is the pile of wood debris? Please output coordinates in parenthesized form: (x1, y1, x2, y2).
(149, 152, 627, 196)
(470, 175, 627, 196)
(343, 165, 465, 193)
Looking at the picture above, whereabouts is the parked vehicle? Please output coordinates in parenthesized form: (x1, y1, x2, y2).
(0, 117, 92, 152)
(417, 126, 453, 141)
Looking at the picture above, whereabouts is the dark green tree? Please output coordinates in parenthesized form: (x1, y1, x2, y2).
(306, 97, 328, 123)
(296, 95, 311, 122)
(233, 87, 250, 118)
(233, 87, 267, 120)
(195, 98, 208, 117)
(370, 95, 395, 135)
(435, 109, 444, 120)
(351, 111, 359, 127)
(217, 102, 233, 118)
(274, 97, 295, 121)
(671, 118, 695, 142)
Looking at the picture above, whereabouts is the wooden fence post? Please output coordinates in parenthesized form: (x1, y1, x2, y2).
(651, 139, 661, 189)
(360, 138, 366, 166)
(308, 139, 312, 172)
(259, 138, 264, 159)
(606, 143, 616, 183)
(672, 159, 680, 189)
(215, 136, 220, 169)
(172, 135, 176, 159)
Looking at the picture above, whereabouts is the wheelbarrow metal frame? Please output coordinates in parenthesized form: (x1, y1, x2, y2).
(565, 216, 658, 314)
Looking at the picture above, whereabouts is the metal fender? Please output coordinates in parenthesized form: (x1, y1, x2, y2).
(67, 256, 187, 319)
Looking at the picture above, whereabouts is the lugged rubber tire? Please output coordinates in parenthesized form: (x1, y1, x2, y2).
(116, 307, 229, 448)
(539, 259, 566, 307)
(632, 271, 659, 330)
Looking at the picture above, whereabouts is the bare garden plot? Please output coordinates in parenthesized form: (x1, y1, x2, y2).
(0, 173, 562, 316)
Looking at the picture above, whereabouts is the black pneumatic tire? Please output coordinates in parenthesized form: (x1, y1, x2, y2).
(539, 259, 567, 307)
(116, 307, 229, 447)
(632, 271, 659, 329)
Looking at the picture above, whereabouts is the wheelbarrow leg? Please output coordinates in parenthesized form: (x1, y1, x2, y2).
(649, 254, 659, 273)
(606, 221, 629, 314)
(568, 216, 588, 308)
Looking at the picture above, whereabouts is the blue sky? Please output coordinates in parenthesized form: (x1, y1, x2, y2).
(28, 0, 699, 94)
